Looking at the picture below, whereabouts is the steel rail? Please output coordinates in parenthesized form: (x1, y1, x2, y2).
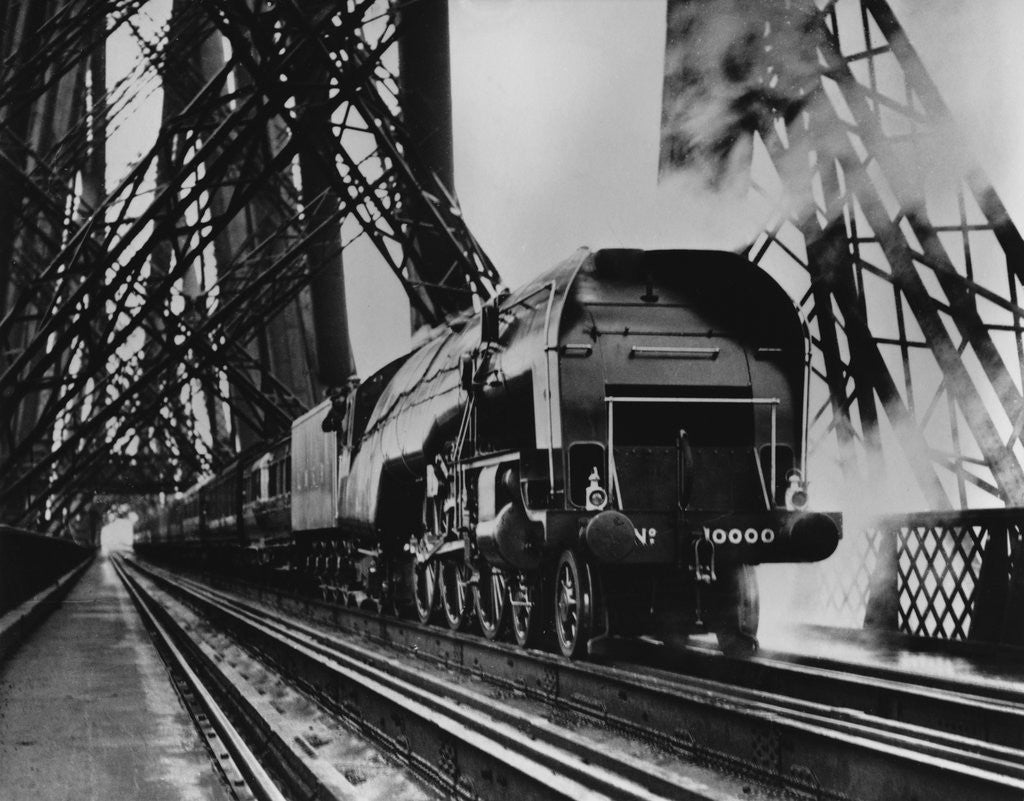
(214, 585, 1024, 788)
(124, 557, 736, 801)
(115, 555, 410, 801)
(110, 556, 288, 801)
(633, 636, 1024, 749)
(130, 557, 1024, 801)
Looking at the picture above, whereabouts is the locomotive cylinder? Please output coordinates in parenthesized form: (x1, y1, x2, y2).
(476, 502, 542, 570)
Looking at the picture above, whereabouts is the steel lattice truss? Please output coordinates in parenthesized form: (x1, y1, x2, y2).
(3, 0, 1023, 535)
(785, 0, 1024, 508)
(663, 0, 1024, 509)
(0, 0, 499, 532)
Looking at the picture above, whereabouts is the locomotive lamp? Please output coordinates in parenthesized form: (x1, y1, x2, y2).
(784, 469, 809, 511)
(584, 468, 609, 511)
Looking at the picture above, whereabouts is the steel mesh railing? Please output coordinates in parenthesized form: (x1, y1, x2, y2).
(792, 509, 1023, 642)
(896, 520, 986, 639)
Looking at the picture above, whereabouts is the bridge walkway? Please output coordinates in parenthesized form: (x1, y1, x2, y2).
(0, 554, 232, 801)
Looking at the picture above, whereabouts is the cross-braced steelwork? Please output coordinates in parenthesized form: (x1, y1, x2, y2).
(663, 0, 1024, 511)
(0, 0, 500, 535)
(659, 0, 1024, 640)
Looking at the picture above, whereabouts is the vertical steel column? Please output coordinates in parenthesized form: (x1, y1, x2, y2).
(397, 0, 462, 331)
(293, 0, 355, 388)
(969, 527, 1010, 642)
(1002, 532, 1024, 646)
(863, 530, 899, 630)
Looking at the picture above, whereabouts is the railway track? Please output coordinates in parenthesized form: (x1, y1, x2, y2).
(114, 555, 439, 801)
(112, 556, 289, 801)
(619, 636, 1024, 750)
(117, 555, 748, 800)
(128, 556, 1024, 801)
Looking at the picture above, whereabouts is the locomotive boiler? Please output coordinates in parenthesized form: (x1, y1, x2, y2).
(137, 247, 840, 656)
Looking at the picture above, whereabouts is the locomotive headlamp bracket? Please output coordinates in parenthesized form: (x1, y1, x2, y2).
(784, 469, 809, 511)
(584, 467, 609, 511)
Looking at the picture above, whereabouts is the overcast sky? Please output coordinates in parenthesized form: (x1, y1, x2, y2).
(449, 0, 1024, 282)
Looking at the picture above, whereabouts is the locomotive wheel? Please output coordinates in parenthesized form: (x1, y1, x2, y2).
(439, 557, 472, 631)
(713, 564, 760, 656)
(554, 549, 593, 658)
(509, 570, 543, 648)
(415, 492, 449, 624)
(413, 560, 439, 624)
(474, 565, 510, 640)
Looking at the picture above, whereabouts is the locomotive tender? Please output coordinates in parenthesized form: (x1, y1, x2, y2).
(136, 248, 840, 656)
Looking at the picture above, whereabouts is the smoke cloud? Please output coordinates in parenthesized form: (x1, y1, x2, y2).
(659, 0, 824, 187)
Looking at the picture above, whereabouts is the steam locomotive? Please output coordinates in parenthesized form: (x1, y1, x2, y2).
(135, 248, 840, 656)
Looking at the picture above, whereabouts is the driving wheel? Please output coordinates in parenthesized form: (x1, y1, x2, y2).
(509, 570, 543, 647)
(474, 564, 509, 640)
(413, 560, 438, 624)
(439, 557, 472, 631)
(554, 549, 593, 658)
